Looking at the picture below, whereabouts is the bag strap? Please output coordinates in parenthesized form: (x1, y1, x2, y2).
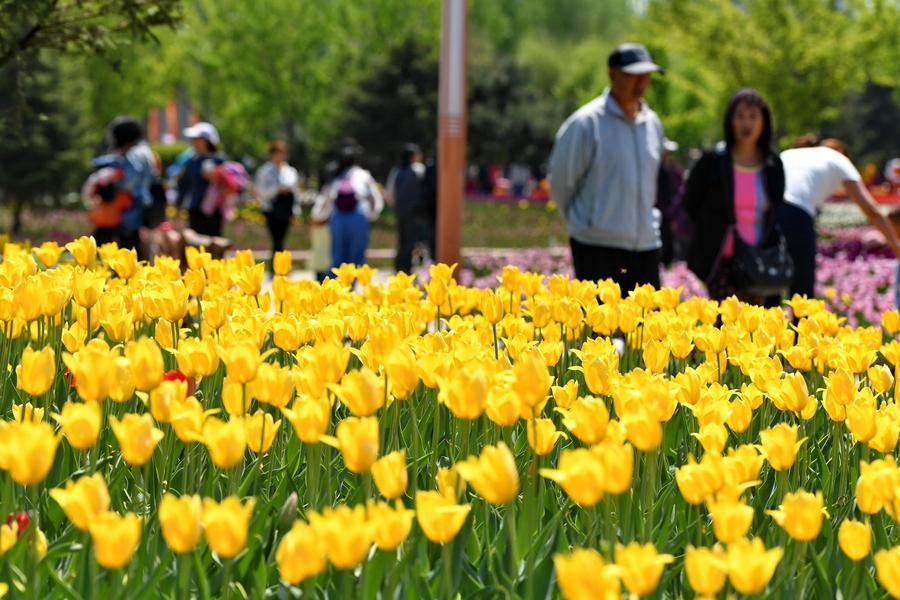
(705, 224, 735, 285)
(715, 150, 737, 227)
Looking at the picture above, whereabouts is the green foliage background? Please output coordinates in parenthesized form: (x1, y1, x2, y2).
(1, 0, 899, 208)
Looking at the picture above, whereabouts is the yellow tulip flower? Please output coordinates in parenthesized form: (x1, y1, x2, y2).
(276, 521, 326, 584)
(875, 546, 900, 598)
(767, 489, 829, 541)
(320, 416, 379, 474)
(1, 421, 59, 485)
(758, 423, 806, 471)
(16, 346, 55, 397)
(614, 542, 675, 597)
(838, 519, 871, 561)
(202, 417, 247, 469)
(110, 414, 164, 466)
(159, 494, 203, 554)
(415, 490, 470, 544)
(89, 511, 141, 570)
(455, 442, 519, 505)
(52, 401, 101, 449)
(527, 418, 567, 456)
(684, 545, 727, 597)
(49, 473, 110, 531)
(282, 396, 332, 444)
(244, 411, 281, 454)
(725, 538, 783, 595)
(553, 547, 621, 600)
(367, 500, 415, 551)
(330, 367, 385, 417)
(540, 448, 605, 507)
(65, 236, 97, 266)
(372, 450, 408, 500)
(202, 496, 255, 559)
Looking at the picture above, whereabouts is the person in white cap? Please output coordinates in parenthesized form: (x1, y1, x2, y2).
(178, 121, 225, 236)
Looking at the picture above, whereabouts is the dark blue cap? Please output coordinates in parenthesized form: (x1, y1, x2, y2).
(608, 43, 665, 75)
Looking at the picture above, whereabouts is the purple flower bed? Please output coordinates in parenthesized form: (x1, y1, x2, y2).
(457, 235, 897, 327)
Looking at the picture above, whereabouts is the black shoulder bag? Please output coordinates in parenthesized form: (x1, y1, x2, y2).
(712, 154, 794, 297)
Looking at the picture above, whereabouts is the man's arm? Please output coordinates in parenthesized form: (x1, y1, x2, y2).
(844, 180, 900, 257)
(548, 117, 593, 218)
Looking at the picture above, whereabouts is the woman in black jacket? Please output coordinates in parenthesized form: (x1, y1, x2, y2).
(683, 88, 786, 305)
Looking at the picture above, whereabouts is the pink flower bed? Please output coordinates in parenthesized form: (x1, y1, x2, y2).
(458, 238, 897, 327)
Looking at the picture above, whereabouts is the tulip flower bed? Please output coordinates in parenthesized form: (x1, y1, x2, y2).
(6, 237, 900, 598)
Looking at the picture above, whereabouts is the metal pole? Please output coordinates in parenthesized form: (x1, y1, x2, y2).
(436, 0, 467, 266)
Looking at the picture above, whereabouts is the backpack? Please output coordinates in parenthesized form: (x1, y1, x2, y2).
(334, 176, 359, 213)
(81, 157, 132, 228)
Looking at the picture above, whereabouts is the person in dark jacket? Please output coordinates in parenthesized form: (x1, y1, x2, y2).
(386, 143, 427, 273)
(683, 88, 786, 305)
(178, 122, 225, 236)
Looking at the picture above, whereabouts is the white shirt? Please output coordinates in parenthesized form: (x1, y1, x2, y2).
(312, 166, 384, 222)
(254, 161, 300, 212)
(781, 147, 860, 218)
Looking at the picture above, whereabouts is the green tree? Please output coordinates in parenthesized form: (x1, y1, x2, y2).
(641, 0, 900, 147)
(335, 36, 439, 180)
(0, 0, 181, 67)
(148, 0, 441, 168)
(0, 57, 88, 233)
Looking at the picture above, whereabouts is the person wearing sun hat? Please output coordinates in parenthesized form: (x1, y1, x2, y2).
(548, 42, 667, 292)
(177, 121, 226, 236)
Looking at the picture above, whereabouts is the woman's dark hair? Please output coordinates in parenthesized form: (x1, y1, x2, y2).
(338, 138, 362, 171)
(400, 143, 420, 166)
(723, 88, 774, 154)
(108, 116, 143, 150)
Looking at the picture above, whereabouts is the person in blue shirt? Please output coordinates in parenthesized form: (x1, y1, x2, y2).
(178, 122, 225, 236)
(90, 117, 154, 256)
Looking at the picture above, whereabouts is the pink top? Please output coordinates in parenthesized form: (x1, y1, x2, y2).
(724, 165, 767, 257)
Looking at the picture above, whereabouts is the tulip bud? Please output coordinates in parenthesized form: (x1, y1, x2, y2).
(277, 492, 299, 532)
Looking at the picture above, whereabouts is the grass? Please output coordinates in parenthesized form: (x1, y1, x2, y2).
(0, 198, 567, 255)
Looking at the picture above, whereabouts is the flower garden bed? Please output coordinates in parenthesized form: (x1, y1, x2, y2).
(1, 237, 900, 597)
